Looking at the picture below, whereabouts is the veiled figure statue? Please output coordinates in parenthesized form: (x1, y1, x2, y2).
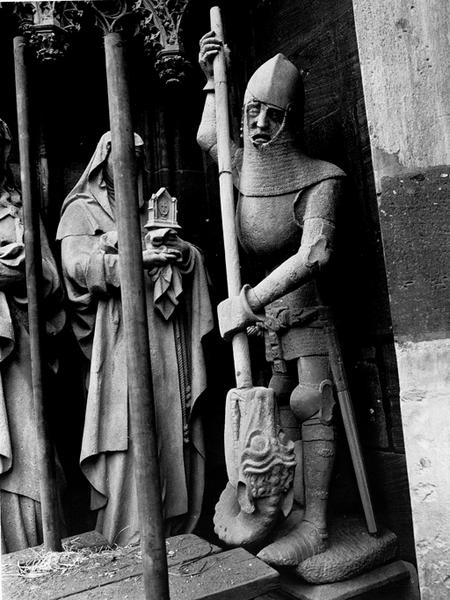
(198, 34, 346, 566)
(57, 133, 214, 546)
(0, 119, 65, 553)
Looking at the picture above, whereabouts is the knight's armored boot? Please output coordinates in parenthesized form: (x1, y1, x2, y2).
(258, 355, 335, 566)
(257, 418, 335, 566)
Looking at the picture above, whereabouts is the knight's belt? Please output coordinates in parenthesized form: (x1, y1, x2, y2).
(263, 305, 330, 332)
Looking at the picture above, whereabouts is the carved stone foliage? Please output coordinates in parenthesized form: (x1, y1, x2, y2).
(135, 0, 191, 85)
(153, 51, 190, 86)
(135, 0, 189, 53)
(88, 0, 191, 85)
(12, 1, 84, 62)
(8, 0, 192, 83)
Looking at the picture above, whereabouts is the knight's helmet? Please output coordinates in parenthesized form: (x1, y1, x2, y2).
(240, 55, 310, 197)
(243, 53, 304, 145)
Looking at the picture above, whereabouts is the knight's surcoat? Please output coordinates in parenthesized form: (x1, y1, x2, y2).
(236, 153, 345, 363)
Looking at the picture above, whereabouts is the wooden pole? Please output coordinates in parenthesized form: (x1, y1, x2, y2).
(210, 6, 252, 389)
(13, 35, 62, 552)
(103, 32, 170, 600)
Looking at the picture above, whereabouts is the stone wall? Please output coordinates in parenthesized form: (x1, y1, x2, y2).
(352, 1, 450, 598)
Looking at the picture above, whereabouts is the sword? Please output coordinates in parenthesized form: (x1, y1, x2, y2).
(320, 306, 378, 535)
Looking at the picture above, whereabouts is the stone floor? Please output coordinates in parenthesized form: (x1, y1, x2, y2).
(2, 532, 419, 600)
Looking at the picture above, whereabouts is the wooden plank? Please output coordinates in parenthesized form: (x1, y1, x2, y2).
(169, 547, 279, 600)
(2, 534, 220, 600)
(63, 547, 279, 600)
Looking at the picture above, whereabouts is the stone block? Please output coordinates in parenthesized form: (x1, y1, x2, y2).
(281, 560, 419, 600)
(294, 515, 397, 584)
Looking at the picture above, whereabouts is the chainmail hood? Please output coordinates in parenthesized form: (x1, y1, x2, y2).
(239, 55, 345, 196)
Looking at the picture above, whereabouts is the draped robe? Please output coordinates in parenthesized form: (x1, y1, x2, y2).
(0, 193, 64, 553)
(57, 134, 214, 545)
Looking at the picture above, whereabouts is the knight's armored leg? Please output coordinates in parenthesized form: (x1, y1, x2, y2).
(269, 372, 296, 405)
(295, 356, 335, 535)
(269, 367, 298, 441)
(269, 358, 303, 504)
(258, 355, 335, 566)
(300, 417, 335, 542)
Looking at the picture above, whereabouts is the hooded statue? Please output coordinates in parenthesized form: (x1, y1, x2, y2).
(57, 133, 214, 545)
(0, 119, 65, 553)
(198, 39, 346, 567)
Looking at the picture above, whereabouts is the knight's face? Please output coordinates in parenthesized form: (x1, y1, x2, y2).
(246, 100, 285, 146)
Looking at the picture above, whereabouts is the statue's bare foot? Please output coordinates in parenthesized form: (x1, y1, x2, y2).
(214, 482, 282, 548)
(257, 519, 328, 566)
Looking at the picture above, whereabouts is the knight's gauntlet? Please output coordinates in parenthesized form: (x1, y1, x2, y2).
(217, 284, 264, 341)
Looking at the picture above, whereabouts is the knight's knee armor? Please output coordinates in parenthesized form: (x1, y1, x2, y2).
(290, 378, 334, 425)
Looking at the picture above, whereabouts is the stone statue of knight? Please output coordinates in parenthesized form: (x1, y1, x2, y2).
(198, 33, 346, 566)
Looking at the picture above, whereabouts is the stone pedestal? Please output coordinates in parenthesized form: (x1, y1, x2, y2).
(293, 516, 397, 584)
(281, 560, 419, 600)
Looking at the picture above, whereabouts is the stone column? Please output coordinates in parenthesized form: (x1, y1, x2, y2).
(352, 2, 450, 598)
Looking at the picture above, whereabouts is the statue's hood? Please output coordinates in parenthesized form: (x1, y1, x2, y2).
(60, 131, 144, 217)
